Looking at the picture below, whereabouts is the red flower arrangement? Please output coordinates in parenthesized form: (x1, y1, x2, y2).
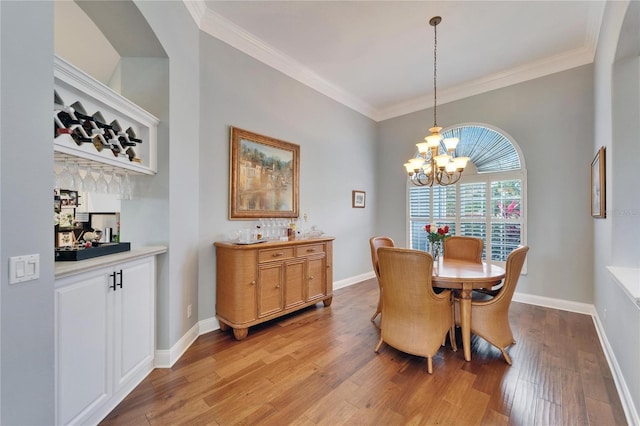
(424, 223, 450, 243)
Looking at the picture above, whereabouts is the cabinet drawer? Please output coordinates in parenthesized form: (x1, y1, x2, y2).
(258, 247, 295, 263)
(295, 244, 325, 257)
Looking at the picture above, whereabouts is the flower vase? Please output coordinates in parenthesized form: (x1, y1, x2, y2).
(430, 241, 442, 261)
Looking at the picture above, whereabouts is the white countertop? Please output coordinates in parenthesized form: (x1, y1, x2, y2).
(55, 245, 168, 279)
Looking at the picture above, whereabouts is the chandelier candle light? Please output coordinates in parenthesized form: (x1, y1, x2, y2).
(404, 16, 470, 187)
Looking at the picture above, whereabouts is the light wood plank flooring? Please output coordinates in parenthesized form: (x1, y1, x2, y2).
(101, 278, 627, 425)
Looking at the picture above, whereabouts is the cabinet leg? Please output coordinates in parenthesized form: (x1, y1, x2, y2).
(219, 322, 229, 332)
(323, 297, 333, 307)
(232, 327, 248, 340)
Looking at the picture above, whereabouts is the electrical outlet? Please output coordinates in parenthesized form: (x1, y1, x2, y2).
(187, 304, 192, 319)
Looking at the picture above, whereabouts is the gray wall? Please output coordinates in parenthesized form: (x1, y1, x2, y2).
(0, 1, 55, 423)
(133, 0, 201, 349)
(594, 0, 640, 417)
(197, 34, 378, 321)
(378, 65, 595, 303)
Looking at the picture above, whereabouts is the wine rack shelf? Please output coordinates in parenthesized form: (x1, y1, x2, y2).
(54, 55, 159, 175)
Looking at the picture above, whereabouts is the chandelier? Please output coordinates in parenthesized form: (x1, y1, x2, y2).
(404, 16, 469, 187)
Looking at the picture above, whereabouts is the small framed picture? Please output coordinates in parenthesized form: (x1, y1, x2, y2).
(352, 190, 366, 208)
(591, 146, 605, 218)
(57, 231, 74, 247)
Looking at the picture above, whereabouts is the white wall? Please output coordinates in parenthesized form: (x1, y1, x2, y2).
(593, 1, 640, 421)
(0, 1, 55, 423)
(378, 65, 595, 303)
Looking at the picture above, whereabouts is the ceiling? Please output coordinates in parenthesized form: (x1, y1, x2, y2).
(188, 1, 605, 122)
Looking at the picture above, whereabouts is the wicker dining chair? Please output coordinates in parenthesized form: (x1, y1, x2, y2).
(455, 245, 529, 365)
(444, 235, 505, 297)
(374, 247, 455, 373)
(369, 236, 395, 322)
(443, 236, 483, 263)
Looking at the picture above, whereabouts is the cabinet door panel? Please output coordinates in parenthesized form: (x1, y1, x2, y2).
(114, 258, 155, 392)
(285, 260, 305, 308)
(258, 263, 284, 317)
(56, 273, 110, 425)
(307, 255, 327, 302)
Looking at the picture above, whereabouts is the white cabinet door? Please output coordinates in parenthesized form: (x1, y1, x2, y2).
(55, 255, 157, 425)
(55, 268, 111, 426)
(113, 257, 155, 393)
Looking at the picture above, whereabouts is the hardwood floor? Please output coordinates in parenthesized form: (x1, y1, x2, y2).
(101, 278, 627, 425)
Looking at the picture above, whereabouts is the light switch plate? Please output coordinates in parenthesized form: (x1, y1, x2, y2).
(9, 254, 40, 285)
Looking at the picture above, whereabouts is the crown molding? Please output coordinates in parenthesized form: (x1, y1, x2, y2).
(375, 44, 595, 121)
(185, 0, 603, 123)
(193, 2, 377, 119)
(183, 0, 207, 28)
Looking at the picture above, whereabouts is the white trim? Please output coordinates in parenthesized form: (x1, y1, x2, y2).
(511, 292, 594, 315)
(154, 322, 199, 368)
(592, 310, 640, 426)
(197, 7, 377, 119)
(184, 0, 603, 122)
(334, 271, 376, 290)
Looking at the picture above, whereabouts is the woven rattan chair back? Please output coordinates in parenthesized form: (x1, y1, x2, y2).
(369, 236, 395, 322)
(374, 247, 454, 373)
(443, 236, 483, 263)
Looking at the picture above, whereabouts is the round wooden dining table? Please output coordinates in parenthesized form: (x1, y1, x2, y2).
(432, 258, 506, 362)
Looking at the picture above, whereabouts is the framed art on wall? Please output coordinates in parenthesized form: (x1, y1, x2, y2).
(229, 127, 300, 219)
(352, 190, 366, 208)
(591, 146, 605, 218)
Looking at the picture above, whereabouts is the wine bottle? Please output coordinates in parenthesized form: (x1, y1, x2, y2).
(71, 127, 93, 146)
(126, 127, 142, 144)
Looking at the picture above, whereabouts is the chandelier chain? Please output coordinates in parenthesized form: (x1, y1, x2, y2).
(433, 20, 437, 127)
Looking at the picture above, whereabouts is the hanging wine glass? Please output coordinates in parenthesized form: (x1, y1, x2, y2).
(58, 160, 75, 189)
(96, 169, 109, 193)
(121, 171, 132, 200)
(66, 161, 80, 191)
(109, 172, 121, 196)
(80, 166, 97, 192)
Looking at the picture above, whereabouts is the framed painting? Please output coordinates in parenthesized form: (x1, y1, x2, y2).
(352, 190, 366, 208)
(591, 146, 605, 218)
(230, 127, 300, 219)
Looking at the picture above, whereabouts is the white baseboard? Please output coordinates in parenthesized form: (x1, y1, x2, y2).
(511, 292, 595, 315)
(334, 271, 375, 290)
(154, 321, 199, 368)
(157, 275, 638, 425)
(591, 311, 640, 425)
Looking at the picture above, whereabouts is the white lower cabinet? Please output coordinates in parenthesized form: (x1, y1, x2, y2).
(55, 256, 156, 425)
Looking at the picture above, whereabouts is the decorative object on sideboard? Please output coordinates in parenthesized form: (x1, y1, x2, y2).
(229, 127, 300, 219)
(403, 16, 470, 187)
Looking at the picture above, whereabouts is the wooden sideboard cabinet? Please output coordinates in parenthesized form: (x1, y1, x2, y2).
(214, 237, 334, 340)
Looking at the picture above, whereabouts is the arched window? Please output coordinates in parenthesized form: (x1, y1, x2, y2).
(407, 124, 527, 264)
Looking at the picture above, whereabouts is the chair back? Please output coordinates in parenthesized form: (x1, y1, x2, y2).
(369, 236, 395, 279)
(490, 245, 529, 306)
(443, 236, 483, 263)
(377, 247, 451, 356)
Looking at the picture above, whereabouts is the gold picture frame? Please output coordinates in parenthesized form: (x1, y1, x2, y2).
(230, 127, 300, 219)
(352, 190, 366, 208)
(591, 146, 605, 218)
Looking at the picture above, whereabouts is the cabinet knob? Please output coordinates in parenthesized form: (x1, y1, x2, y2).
(309, 276, 314, 280)
(250, 280, 256, 285)
(272, 252, 284, 257)
(276, 284, 280, 288)
(307, 248, 316, 253)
